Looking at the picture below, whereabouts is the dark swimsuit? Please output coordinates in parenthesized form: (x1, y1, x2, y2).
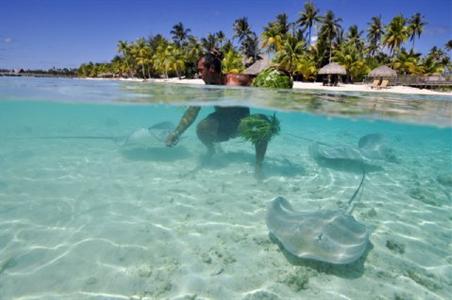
(205, 106, 250, 141)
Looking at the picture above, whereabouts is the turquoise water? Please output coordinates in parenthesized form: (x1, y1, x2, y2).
(0, 77, 451, 299)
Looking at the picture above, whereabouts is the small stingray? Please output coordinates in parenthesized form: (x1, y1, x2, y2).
(310, 133, 392, 163)
(310, 143, 366, 163)
(266, 196, 370, 264)
(358, 133, 387, 160)
(358, 133, 383, 149)
(119, 122, 176, 146)
(24, 121, 176, 148)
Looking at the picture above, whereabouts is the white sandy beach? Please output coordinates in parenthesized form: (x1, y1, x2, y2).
(85, 76, 452, 97)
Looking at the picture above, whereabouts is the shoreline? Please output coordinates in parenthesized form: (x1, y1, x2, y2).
(83, 77, 452, 97)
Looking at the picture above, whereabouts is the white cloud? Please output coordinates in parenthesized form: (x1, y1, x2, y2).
(4, 37, 12, 44)
(311, 35, 318, 44)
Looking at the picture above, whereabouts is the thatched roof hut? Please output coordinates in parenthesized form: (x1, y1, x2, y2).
(318, 63, 347, 75)
(368, 65, 397, 78)
(243, 55, 271, 75)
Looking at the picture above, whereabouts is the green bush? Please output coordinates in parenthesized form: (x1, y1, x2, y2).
(252, 68, 293, 89)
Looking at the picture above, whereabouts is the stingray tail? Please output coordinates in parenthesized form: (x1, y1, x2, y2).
(346, 161, 366, 215)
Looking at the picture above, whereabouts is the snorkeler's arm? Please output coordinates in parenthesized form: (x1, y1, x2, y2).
(165, 106, 201, 147)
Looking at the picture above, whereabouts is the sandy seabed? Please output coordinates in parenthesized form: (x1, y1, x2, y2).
(0, 99, 451, 300)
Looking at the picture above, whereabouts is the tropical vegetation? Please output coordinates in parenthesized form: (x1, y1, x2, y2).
(78, 2, 451, 83)
(252, 68, 293, 89)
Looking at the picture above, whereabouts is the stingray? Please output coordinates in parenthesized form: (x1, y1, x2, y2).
(266, 196, 369, 264)
(310, 133, 391, 163)
(119, 121, 176, 146)
(25, 121, 176, 147)
(267, 137, 370, 264)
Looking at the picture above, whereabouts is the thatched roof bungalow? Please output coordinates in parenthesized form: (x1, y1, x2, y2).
(318, 63, 347, 75)
(243, 55, 271, 75)
(368, 65, 397, 78)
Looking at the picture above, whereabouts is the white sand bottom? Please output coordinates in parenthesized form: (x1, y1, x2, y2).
(0, 102, 450, 300)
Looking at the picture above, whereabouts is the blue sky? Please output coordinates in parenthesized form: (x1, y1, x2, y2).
(1, 0, 451, 69)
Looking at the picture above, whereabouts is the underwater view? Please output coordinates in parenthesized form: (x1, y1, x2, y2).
(0, 77, 451, 300)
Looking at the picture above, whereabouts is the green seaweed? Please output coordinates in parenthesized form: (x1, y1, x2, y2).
(282, 269, 310, 291)
(385, 240, 405, 254)
(239, 114, 280, 145)
(405, 269, 442, 291)
(252, 68, 293, 89)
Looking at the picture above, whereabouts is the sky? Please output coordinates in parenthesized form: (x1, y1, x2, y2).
(0, 0, 451, 69)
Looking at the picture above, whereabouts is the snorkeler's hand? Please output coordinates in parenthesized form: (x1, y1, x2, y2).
(165, 132, 179, 147)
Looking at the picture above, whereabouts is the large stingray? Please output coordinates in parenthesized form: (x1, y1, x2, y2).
(267, 134, 374, 264)
(266, 196, 369, 264)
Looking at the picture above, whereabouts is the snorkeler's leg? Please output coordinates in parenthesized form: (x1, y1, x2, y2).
(255, 140, 268, 178)
(196, 116, 219, 156)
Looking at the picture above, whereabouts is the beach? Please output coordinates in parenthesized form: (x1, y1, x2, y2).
(85, 77, 452, 97)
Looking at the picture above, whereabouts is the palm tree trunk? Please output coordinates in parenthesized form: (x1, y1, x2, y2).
(329, 33, 333, 63)
(125, 60, 130, 78)
(142, 64, 146, 79)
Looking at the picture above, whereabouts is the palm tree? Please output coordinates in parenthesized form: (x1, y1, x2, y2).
(383, 15, 409, 57)
(221, 40, 234, 53)
(347, 25, 364, 52)
(240, 33, 261, 65)
(184, 36, 202, 77)
(169, 46, 186, 78)
(367, 16, 384, 56)
(295, 54, 318, 81)
(149, 34, 168, 51)
(422, 47, 449, 75)
(408, 13, 426, 51)
(216, 31, 226, 48)
(318, 10, 343, 63)
(153, 43, 172, 78)
(392, 48, 424, 75)
(333, 41, 369, 82)
(275, 13, 290, 35)
(170, 22, 191, 47)
(262, 22, 285, 53)
(185, 36, 202, 59)
(201, 33, 219, 52)
(297, 1, 321, 46)
(117, 40, 131, 77)
(319, 11, 343, 42)
(446, 40, 452, 51)
(222, 49, 244, 73)
(276, 35, 305, 76)
(131, 38, 152, 78)
(232, 17, 251, 43)
(391, 48, 423, 74)
(111, 55, 127, 77)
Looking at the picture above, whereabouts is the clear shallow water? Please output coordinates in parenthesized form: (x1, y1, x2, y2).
(0, 77, 451, 300)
